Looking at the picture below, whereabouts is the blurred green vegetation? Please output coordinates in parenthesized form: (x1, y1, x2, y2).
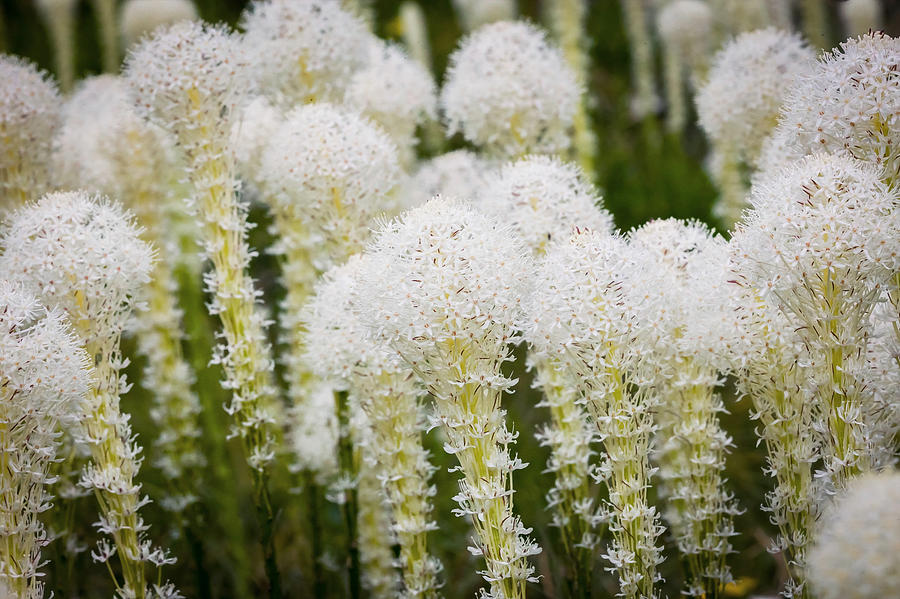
(4, 1, 883, 598)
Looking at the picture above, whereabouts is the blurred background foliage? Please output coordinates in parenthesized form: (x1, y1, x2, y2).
(1, 1, 898, 598)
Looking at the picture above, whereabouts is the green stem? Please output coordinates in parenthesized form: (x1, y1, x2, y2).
(254, 471, 282, 599)
(335, 390, 361, 599)
(304, 472, 327, 598)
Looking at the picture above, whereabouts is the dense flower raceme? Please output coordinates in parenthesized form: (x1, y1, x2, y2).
(732, 153, 900, 491)
(0, 55, 60, 207)
(0, 283, 91, 599)
(240, 0, 371, 105)
(763, 32, 900, 186)
(119, 0, 198, 48)
(303, 255, 442, 597)
(628, 219, 741, 598)
(441, 20, 580, 158)
(724, 255, 820, 596)
(483, 154, 612, 592)
(125, 20, 281, 474)
(524, 229, 665, 599)
(0, 192, 182, 599)
(345, 40, 437, 164)
(696, 28, 814, 226)
(54, 75, 205, 513)
(807, 471, 900, 599)
(358, 197, 540, 599)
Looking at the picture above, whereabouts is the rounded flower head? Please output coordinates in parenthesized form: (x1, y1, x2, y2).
(119, 0, 198, 48)
(775, 32, 900, 181)
(452, 0, 515, 32)
(359, 196, 531, 365)
(124, 20, 250, 145)
(0, 191, 155, 345)
(807, 471, 900, 599)
(344, 41, 436, 152)
(241, 0, 370, 105)
(733, 153, 900, 296)
(627, 218, 735, 365)
(260, 103, 401, 261)
(404, 150, 492, 206)
(55, 75, 175, 198)
(441, 21, 580, 158)
(302, 254, 405, 385)
(0, 281, 91, 422)
(656, 0, 713, 63)
(481, 155, 614, 254)
(0, 55, 61, 205)
(696, 28, 813, 164)
(524, 229, 636, 364)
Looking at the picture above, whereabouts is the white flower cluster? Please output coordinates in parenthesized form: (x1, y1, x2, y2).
(767, 32, 900, 185)
(0, 282, 90, 599)
(526, 229, 666, 599)
(126, 21, 281, 473)
(696, 28, 814, 226)
(697, 28, 812, 165)
(54, 75, 205, 513)
(628, 219, 740, 598)
(303, 254, 442, 596)
(345, 40, 436, 163)
(240, 0, 370, 105)
(359, 197, 540, 599)
(0, 192, 180, 598)
(441, 21, 580, 158)
(260, 102, 402, 265)
(807, 471, 900, 599)
(0, 55, 60, 207)
(724, 265, 819, 592)
(733, 153, 900, 489)
(481, 155, 614, 253)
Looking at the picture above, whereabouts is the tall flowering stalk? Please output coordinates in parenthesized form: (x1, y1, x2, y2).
(546, 0, 596, 177)
(655, 0, 713, 133)
(695, 28, 813, 227)
(0, 283, 91, 599)
(0, 55, 60, 208)
(441, 21, 580, 159)
(303, 255, 442, 597)
(90, 0, 119, 72)
(0, 192, 179, 599)
(34, 0, 77, 92)
(54, 75, 205, 517)
(125, 22, 282, 595)
(629, 219, 741, 598)
(725, 266, 819, 598)
(732, 154, 900, 491)
(360, 198, 541, 599)
(619, 0, 656, 119)
(482, 155, 613, 595)
(526, 230, 665, 599)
